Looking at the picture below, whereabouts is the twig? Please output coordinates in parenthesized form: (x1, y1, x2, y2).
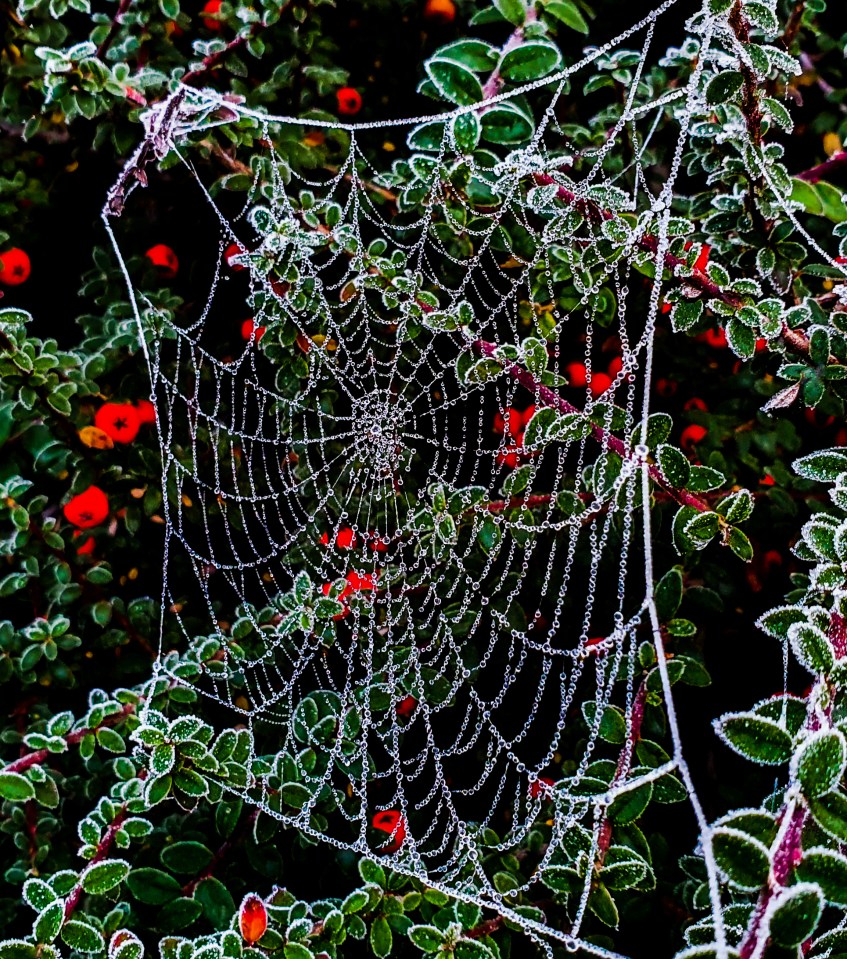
(96, 0, 135, 61)
(796, 150, 847, 184)
(472, 339, 713, 514)
(3, 703, 136, 775)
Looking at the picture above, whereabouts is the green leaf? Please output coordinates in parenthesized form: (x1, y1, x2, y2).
(370, 916, 392, 958)
(194, 876, 236, 930)
(670, 300, 703, 333)
(727, 527, 754, 562)
(583, 701, 626, 744)
(81, 859, 130, 895)
(655, 567, 683, 621)
(588, 882, 619, 927)
(451, 113, 481, 153)
(499, 41, 562, 83)
(705, 71, 744, 105)
(711, 827, 770, 890)
(757, 606, 807, 640)
(34, 900, 64, 943)
(793, 448, 847, 483)
(656, 444, 690, 488)
(544, 0, 589, 32)
(408, 926, 447, 952)
(789, 622, 835, 675)
(795, 730, 847, 798)
(161, 841, 213, 874)
(0, 771, 36, 802)
(768, 883, 823, 946)
(127, 867, 183, 904)
(492, 0, 526, 25)
(425, 59, 483, 106)
(359, 858, 386, 887)
(284, 945, 313, 959)
(796, 848, 847, 907)
(715, 713, 792, 765)
(809, 790, 847, 842)
(61, 920, 105, 954)
(607, 782, 652, 824)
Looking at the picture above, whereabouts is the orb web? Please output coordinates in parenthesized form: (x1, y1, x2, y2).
(95, 2, 817, 955)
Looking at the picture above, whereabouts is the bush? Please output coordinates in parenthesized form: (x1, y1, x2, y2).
(1, 0, 847, 957)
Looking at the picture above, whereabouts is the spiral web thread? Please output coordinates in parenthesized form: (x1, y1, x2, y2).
(96, 2, 841, 955)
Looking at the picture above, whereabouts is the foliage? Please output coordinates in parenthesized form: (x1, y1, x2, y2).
(0, 0, 846, 957)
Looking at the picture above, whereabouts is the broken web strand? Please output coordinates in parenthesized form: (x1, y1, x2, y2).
(99, 2, 746, 956)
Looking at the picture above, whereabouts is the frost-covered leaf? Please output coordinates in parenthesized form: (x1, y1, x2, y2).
(796, 848, 847, 907)
(714, 712, 792, 765)
(794, 729, 847, 798)
(794, 449, 847, 483)
(767, 882, 823, 946)
(710, 827, 770, 890)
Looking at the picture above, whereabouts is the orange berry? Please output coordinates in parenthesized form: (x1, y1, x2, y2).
(145, 244, 178, 278)
(95, 402, 141, 444)
(201, 0, 223, 31)
(423, 0, 456, 21)
(0, 247, 31, 286)
(239, 895, 268, 945)
(336, 87, 362, 116)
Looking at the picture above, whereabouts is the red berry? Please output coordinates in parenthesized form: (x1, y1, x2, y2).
(201, 0, 223, 31)
(680, 424, 708, 452)
(239, 895, 268, 945)
(95, 402, 141, 444)
(607, 356, 623, 379)
(335, 527, 357, 550)
(336, 87, 362, 116)
(135, 399, 156, 425)
(693, 243, 711, 273)
(655, 378, 677, 398)
(396, 695, 418, 718)
(371, 810, 406, 852)
(700, 327, 727, 349)
(565, 362, 588, 389)
(145, 244, 178, 278)
(683, 397, 708, 413)
(529, 777, 555, 799)
(760, 474, 775, 486)
(63, 486, 110, 529)
(761, 549, 782, 576)
(423, 0, 456, 22)
(0, 247, 31, 286)
(589, 372, 612, 398)
(224, 242, 247, 271)
(72, 530, 96, 555)
(241, 319, 266, 342)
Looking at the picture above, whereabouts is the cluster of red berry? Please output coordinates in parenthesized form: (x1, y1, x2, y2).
(62, 400, 156, 554)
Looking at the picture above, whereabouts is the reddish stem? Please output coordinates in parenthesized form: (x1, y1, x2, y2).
(796, 150, 847, 184)
(63, 808, 129, 919)
(3, 703, 135, 775)
(473, 339, 711, 513)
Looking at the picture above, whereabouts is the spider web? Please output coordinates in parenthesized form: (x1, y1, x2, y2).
(97, 3, 790, 955)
